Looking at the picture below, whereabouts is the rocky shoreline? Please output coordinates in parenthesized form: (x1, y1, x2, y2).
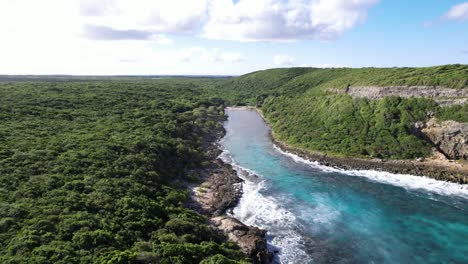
(194, 106, 466, 263)
(272, 137, 468, 184)
(190, 124, 273, 263)
(254, 107, 468, 184)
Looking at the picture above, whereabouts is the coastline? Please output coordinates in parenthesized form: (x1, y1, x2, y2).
(189, 114, 273, 264)
(253, 107, 468, 184)
(194, 106, 467, 263)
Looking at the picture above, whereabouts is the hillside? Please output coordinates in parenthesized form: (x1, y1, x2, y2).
(218, 65, 467, 163)
(218, 64, 467, 104)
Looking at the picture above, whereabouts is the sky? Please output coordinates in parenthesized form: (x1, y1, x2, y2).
(0, 0, 467, 75)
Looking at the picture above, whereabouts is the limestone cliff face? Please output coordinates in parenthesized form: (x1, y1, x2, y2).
(416, 119, 468, 160)
(345, 86, 467, 99)
(330, 86, 468, 106)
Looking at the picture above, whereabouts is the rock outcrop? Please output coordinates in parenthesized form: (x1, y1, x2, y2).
(190, 130, 273, 263)
(211, 216, 273, 263)
(330, 86, 468, 106)
(416, 118, 468, 161)
(193, 159, 243, 216)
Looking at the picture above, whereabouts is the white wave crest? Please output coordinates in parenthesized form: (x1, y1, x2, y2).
(273, 145, 468, 200)
(220, 150, 313, 264)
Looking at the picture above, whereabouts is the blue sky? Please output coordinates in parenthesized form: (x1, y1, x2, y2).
(0, 0, 466, 75)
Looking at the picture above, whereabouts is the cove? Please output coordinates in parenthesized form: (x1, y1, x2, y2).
(220, 108, 468, 264)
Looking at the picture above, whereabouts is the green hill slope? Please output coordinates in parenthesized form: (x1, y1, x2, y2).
(220, 64, 467, 160)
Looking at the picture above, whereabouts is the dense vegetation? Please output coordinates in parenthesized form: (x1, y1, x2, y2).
(437, 104, 468, 123)
(263, 93, 437, 159)
(218, 64, 467, 159)
(0, 79, 247, 263)
(0, 64, 466, 263)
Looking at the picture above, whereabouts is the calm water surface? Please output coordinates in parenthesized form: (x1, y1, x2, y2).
(220, 108, 468, 264)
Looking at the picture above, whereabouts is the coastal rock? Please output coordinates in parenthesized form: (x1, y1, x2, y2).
(193, 158, 244, 216)
(420, 118, 468, 161)
(211, 216, 273, 264)
(191, 131, 273, 263)
(271, 134, 468, 184)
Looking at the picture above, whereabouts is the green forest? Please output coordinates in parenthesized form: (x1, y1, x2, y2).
(0, 64, 467, 263)
(0, 79, 247, 263)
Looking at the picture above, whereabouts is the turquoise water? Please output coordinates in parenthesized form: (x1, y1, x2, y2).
(221, 109, 468, 264)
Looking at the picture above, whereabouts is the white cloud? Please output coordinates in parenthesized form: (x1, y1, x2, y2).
(203, 0, 379, 41)
(178, 47, 245, 63)
(78, 0, 378, 42)
(79, 0, 117, 16)
(79, 0, 209, 35)
(201, 49, 245, 62)
(0, 0, 378, 74)
(151, 34, 173, 45)
(0, 0, 379, 43)
(444, 2, 468, 21)
(83, 24, 153, 40)
(274, 55, 295, 66)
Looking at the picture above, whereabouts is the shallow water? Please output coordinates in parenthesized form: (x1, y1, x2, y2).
(220, 108, 468, 264)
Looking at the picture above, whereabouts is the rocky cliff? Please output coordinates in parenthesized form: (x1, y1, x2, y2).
(416, 118, 468, 161)
(331, 86, 468, 106)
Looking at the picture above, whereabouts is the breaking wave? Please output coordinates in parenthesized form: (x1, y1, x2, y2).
(220, 150, 315, 264)
(273, 145, 468, 200)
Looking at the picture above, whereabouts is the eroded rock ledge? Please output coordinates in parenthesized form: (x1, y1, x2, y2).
(329, 86, 468, 106)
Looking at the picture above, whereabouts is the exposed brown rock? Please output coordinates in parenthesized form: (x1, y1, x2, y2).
(418, 118, 468, 161)
(190, 124, 273, 263)
(211, 216, 273, 264)
(192, 159, 243, 216)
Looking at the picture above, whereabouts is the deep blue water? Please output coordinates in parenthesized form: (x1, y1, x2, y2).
(221, 108, 468, 264)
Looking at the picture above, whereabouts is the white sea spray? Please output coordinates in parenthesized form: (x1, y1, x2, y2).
(219, 150, 314, 264)
(273, 145, 468, 200)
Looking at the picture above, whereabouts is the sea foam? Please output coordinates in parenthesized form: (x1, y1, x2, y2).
(273, 145, 468, 200)
(219, 150, 314, 264)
